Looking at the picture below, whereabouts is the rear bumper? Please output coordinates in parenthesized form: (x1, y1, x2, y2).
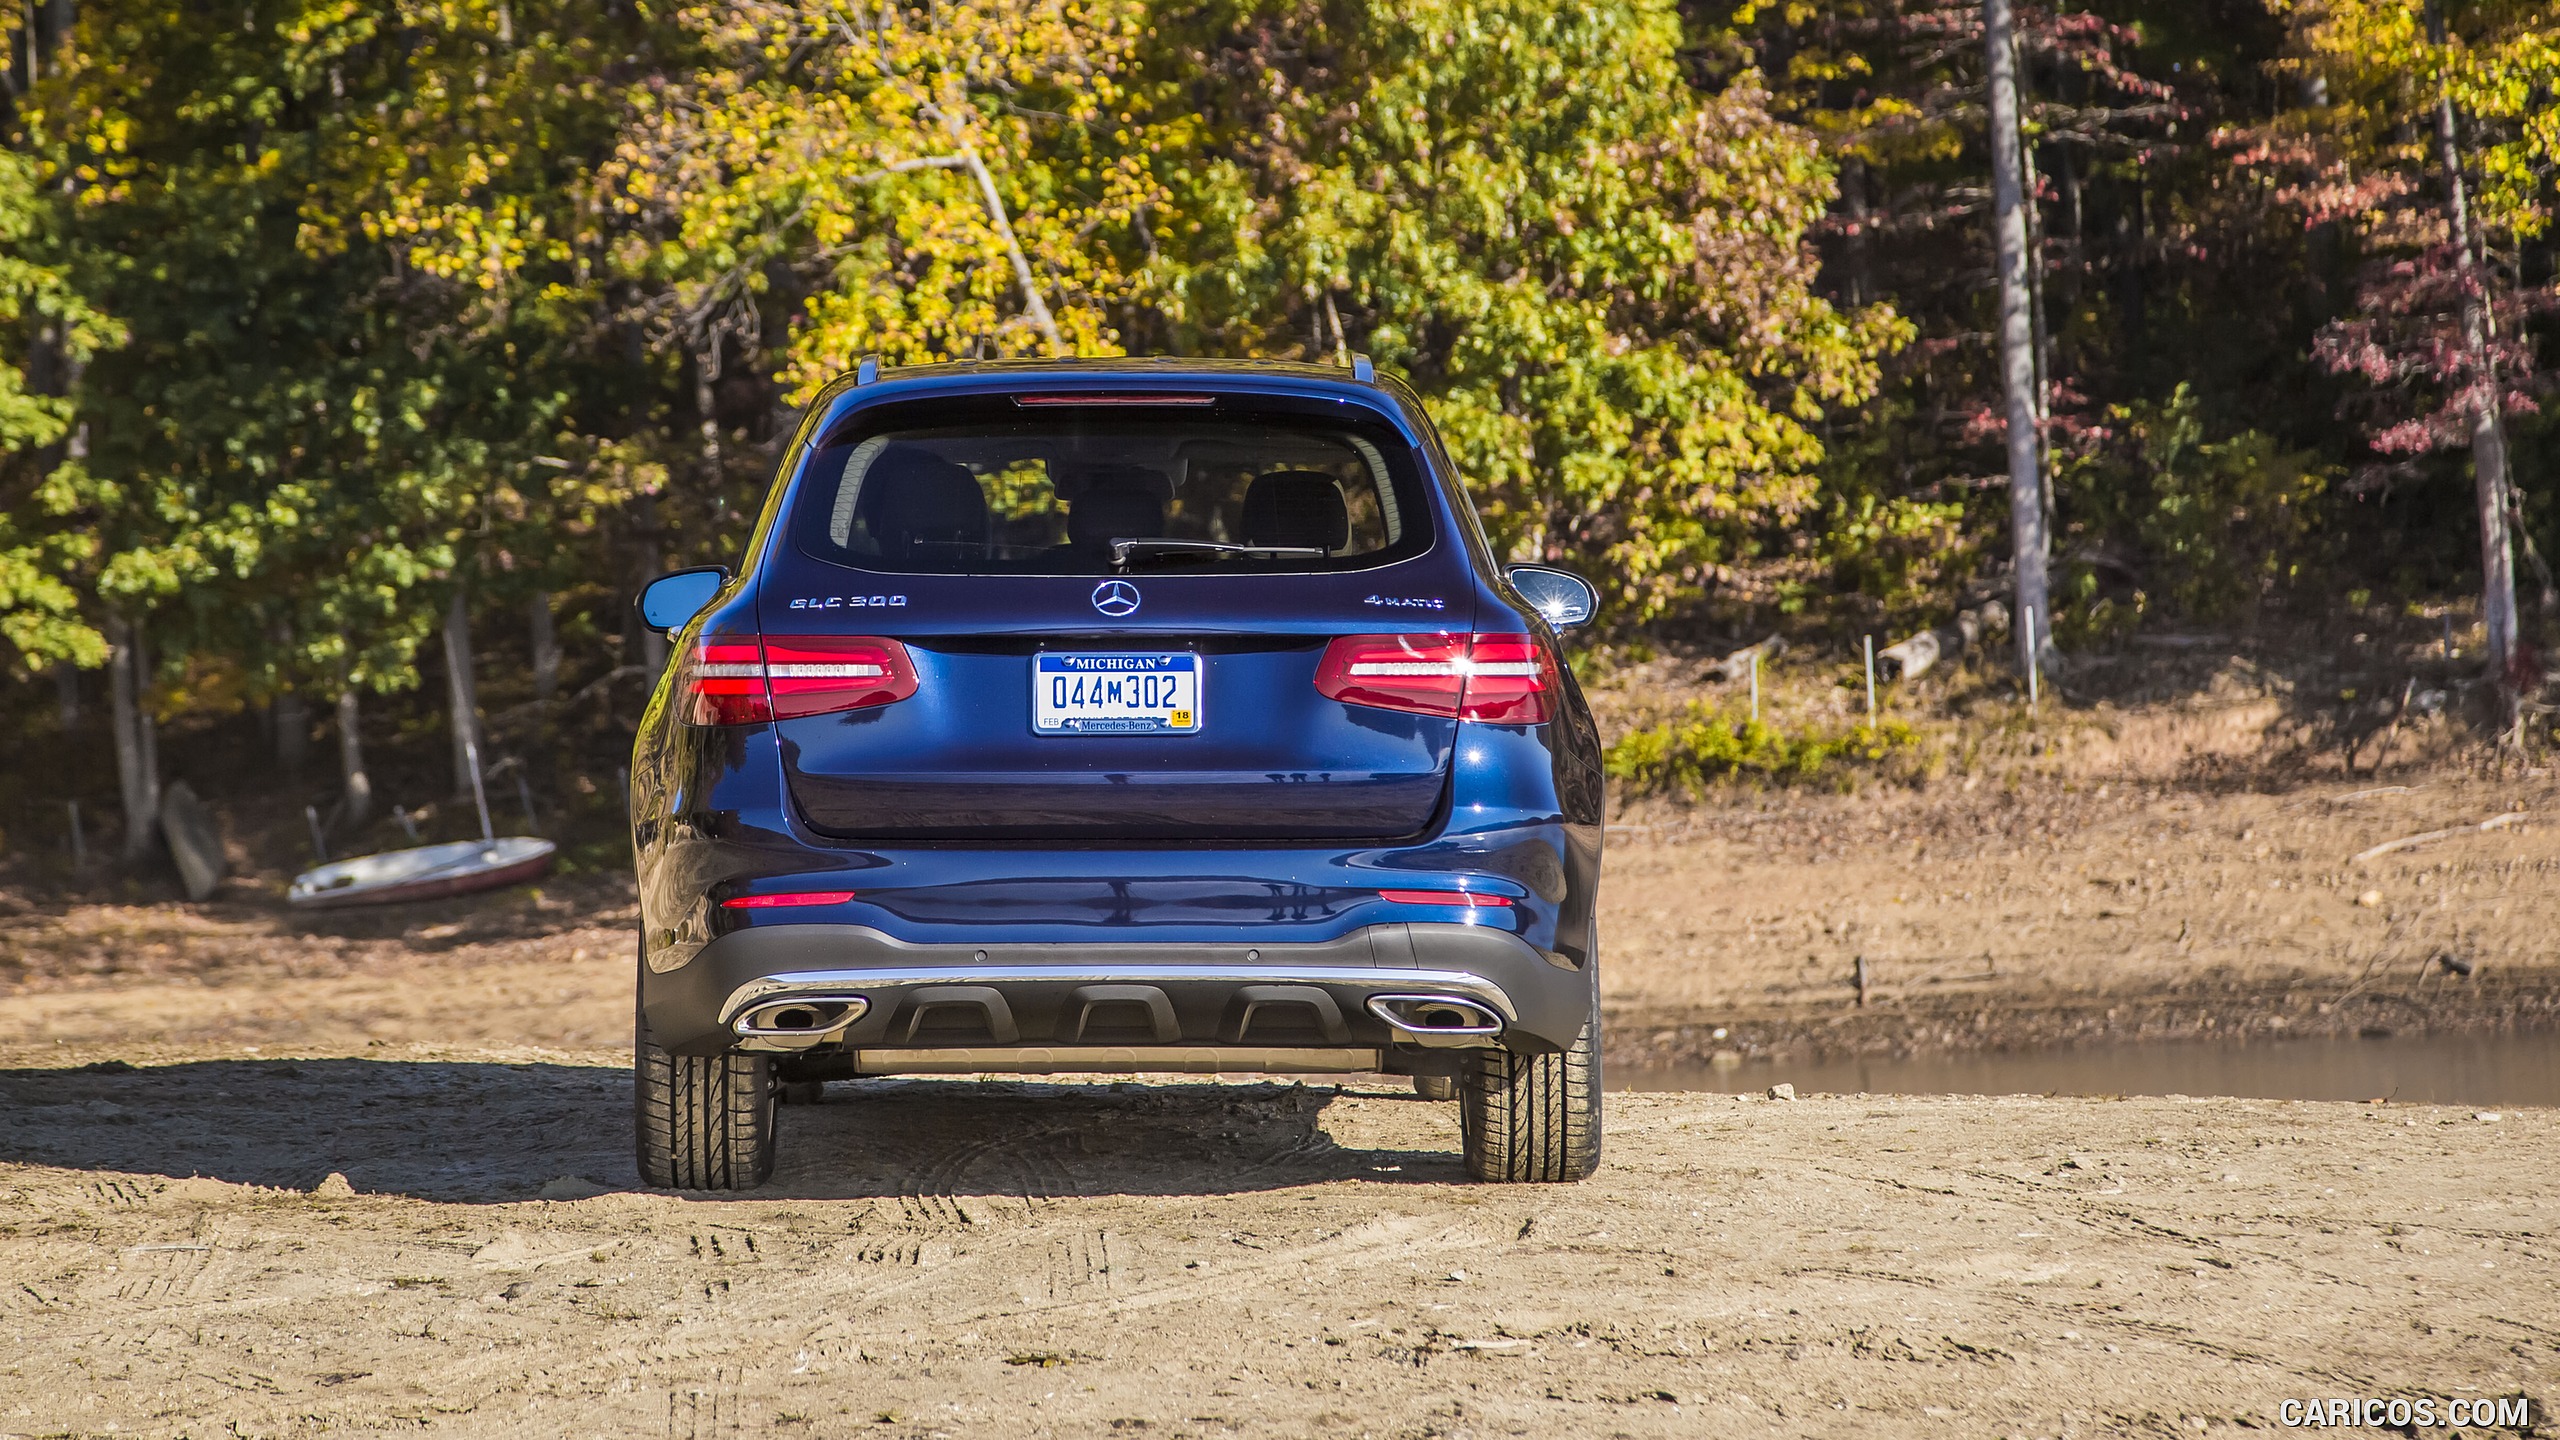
(639, 921, 1592, 1062)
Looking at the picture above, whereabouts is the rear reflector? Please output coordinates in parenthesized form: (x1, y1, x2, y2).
(1012, 394, 1219, 407)
(1314, 633, 1561, 724)
(720, 891, 858, 909)
(685, 637, 917, 725)
(1378, 889, 1514, 907)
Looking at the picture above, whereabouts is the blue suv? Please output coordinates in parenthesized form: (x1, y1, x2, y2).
(631, 357, 1606, 1188)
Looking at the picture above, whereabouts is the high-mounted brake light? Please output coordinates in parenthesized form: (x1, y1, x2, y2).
(720, 891, 858, 909)
(1314, 633, 1561, 724)
(1378, 889, 1514, 907)
(1012, 394, 1219, 407)
(684, 637, 918, 725)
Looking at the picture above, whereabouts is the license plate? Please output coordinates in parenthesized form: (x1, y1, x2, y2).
(1034, 653, 1202, 735)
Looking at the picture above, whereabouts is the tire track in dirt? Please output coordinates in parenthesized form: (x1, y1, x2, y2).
(1028, 1214, 1502, 1320)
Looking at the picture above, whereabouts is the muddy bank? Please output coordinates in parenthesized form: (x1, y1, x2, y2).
(2, 1043, 2552, 1438)
(1603, 767, 2560, 1066)
(1609, 968, 2560, 1071)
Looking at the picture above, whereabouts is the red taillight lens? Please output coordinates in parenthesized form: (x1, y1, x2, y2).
(688, 641, 772, 725)
(1314, 633, 1469, 715)
(1314, 633, 1560, 724)
(683, 637, 918, 725)
(762, 637, 918, 718)
(720, 891, 858, 909)
(1456, 634, 1560, 723)
(1378, 889, 1514, 907)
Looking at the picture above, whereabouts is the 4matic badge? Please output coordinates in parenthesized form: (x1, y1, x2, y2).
(1363, 594, 1447, 611)
(1091, 580, 1142, 617)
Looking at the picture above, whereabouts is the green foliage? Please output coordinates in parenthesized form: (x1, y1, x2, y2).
(0, 147, 121, 670)
(610, 0, 1158, 385)
(1606, 707, 1921, 792)
(0, 0, 2535, 762)
(0, 0, 687, 699)
(1152, 0, 1910, 621)
(2288, 0, 2560, 244)
(1808, 389, 1985, 621)
(2055, 385, 2332, 640)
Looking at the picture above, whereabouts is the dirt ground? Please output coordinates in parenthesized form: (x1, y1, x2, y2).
(2, 1044, 2553, 1439)
(2, 767, 2554, 1067)
(3, 758, 2557, 1436)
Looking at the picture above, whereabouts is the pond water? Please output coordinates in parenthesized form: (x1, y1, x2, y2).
(1614, 1031, 2560, 1108)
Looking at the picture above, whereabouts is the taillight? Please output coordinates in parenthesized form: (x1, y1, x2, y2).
(1455, 635, 1559, 723)
(683, 637, 918, 725)
(720, 891, 858, 909)
(1314, 633, 1560, 724)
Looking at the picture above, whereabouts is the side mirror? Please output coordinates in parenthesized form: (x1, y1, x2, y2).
(1505, 564, 1598, 632)
(637, 566, 730, 635)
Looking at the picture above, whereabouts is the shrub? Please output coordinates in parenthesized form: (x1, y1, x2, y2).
(1605, 708, 1922, 793)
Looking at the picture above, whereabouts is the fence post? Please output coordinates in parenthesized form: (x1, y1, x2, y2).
(2025, 606, 2041, 713)
(1863, 635, 1878, 728)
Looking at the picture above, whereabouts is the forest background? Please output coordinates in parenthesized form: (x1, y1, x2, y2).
(0, 0, 2556, 871)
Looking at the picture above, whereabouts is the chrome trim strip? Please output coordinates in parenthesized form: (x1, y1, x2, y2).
(853, 1046, 1381, 1076)
(718, 964, 1521, 1027)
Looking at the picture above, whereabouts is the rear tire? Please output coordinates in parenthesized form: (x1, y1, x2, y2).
(635, 1006, 777, 1191)
(1457, 987, 1601, 1182)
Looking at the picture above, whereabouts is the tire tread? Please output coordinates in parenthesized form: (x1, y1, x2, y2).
(1457, 990, 1601, 1182)
(635, 1009, 775, 1191)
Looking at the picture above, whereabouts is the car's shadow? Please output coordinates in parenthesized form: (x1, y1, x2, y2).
(0, 1059, 1464, 1203)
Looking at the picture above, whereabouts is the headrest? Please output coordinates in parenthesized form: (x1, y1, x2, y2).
(1239, 471, 1349, 552)
(858, 445, 988, 559)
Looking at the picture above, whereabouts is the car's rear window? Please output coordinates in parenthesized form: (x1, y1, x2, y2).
(789, 410, 1434, 575)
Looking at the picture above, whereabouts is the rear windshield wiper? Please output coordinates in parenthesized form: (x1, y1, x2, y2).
(1108, 537, 1327, 569)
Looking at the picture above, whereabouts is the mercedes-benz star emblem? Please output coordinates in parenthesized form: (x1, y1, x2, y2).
(1090, 580, 1142, 618)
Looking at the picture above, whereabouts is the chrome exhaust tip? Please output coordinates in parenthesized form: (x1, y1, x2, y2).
(731, 995, 869, 1050)
(1366, 993, 1505, 1048)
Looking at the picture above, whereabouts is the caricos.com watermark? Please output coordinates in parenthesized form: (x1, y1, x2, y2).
(2277, 1395, 2535, 1429)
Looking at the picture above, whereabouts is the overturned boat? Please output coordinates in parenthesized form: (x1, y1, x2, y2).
(287, 835, 555, 910)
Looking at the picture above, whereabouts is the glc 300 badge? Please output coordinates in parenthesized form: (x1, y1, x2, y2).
(788, 594, 908, 610)
(1091, 580, 1142, 617)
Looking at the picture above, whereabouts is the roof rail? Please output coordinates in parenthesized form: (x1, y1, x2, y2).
(1348, 352, 1375, 383)
(856, 355, 881, 386)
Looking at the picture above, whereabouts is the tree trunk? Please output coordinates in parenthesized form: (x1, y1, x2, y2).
(107, 616, 161, 862)
(2426, 2, 2520, 720)
(1841, 158, 1872, 309)
(2511, 491, 2558, 616)
(272, 620, 309, 773)
(695, 336, 724, 493)
(531, 590, 560, 704)
(2019, 103, 2054, 469)
(53, 661, 78, 731)
(633, 508, 669, 679)
(135, 628, 160, 825)
(443, 587, 483, 798)
(335, 663, 373, 830)
(275, 690, 310, 774)
(1985, 0, 2050, 677)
